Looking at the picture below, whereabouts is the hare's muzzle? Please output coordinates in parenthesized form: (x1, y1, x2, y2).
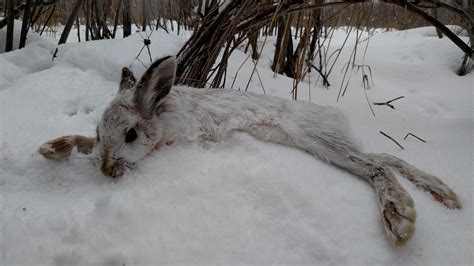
(100, 160, 125, 179)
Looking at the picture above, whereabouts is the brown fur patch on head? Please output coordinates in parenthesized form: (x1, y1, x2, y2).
(102, 104, 129, 125)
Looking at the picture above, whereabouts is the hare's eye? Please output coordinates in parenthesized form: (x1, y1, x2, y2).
(125, 128, 137, 143)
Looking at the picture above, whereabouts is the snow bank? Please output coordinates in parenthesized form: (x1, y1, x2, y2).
(0, 26, 472, 265)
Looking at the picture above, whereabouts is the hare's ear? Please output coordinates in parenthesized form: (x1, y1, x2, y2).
(133, 56, 176, 115)
(119, 67, 136, 93)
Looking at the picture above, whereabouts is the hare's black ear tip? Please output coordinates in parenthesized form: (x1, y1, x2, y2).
(161, 55, 176, 62)
(122, 67, 131, 74)
(151, 55, 177, 69)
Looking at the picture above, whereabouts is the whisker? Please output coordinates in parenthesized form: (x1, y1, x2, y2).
(129, 167, 142, 179)
(132, 165, 145, 179)
(85, 116, 100, 126)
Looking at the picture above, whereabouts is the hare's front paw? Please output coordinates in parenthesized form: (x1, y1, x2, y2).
(381, 200, 416, 246)
(38, 136, 75, 160)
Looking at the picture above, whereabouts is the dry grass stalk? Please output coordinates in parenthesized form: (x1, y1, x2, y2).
(404, 133, 427, 143)
(380, 131, 405, 150)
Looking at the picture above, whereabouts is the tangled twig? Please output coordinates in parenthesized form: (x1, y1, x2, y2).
(374, 96, 405, 109)
(131, 30, 155, 68)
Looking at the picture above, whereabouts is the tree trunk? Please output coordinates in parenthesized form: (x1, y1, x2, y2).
(464, 0, 473, 60)
(5, 0, 14, 52)
(432, 8, 443, 38)
(94, 0, 112, 39)
(92, 1, 101, 39)
(284, 26, 295, 77)
(197, 0, 203, 17)
(123, 0, 132, 37)
(112, 0, 121, 38)
(272, 18, 285, 72)
(248, 29, 259, 60)
(84, 0, 90, 41)
(58, 0, 84, 45)
(39, 4, 56, 36)
(308, 6, 321, 63)
(141, 0, 147, 31)
(19, 0, 32, 49)
(456, 0, 473, 75)
(272, 15, 292, 74)
(204, 0, 210, 15)
(76, 16, 81, 42)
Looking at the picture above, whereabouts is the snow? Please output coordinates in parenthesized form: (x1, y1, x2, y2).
(0, 24, 473, 265)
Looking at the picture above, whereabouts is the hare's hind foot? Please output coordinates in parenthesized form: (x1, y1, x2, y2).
(38, 135, 94, 160)
(370, 167, 417, 246)
(382, 201, 415, 246)
(399, 169, 461, 209)
(371, 153, 461, 209)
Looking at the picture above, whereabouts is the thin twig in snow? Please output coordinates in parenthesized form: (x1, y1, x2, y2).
(404, 133, 427, 143)
(52, 47, 58, 61)
(380, 131, 405, 150)
(254, 66, 266, 95)
(374, 96, 405, 109)
(363, 78, 376, 116)
(305, 60, 330, 87)
(231, 54, 251, 89)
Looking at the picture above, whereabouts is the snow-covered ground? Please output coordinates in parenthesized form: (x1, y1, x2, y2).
(0, 23, 472, 265)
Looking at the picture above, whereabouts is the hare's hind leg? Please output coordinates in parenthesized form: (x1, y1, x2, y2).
(245, 123, 417, 245)
(370, 153, 461, 209)
(335, 154, 417, 246)
(246, 124, 417, 245)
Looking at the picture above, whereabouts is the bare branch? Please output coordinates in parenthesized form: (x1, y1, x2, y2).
(374, 96, 405, 109)
(380, 131, 405, 150)
(404, 133, 427, 143)
(305, 60, 330, 87)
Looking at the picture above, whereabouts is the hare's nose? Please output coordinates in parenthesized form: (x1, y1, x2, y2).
(100, 161, 113, 177)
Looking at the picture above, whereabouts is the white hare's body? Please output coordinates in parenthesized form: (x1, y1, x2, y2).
(39, 56, 461, 247)
(157, 87, 357, 164)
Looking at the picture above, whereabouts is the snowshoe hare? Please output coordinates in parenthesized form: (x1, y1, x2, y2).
(39, 55, 461, 246)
